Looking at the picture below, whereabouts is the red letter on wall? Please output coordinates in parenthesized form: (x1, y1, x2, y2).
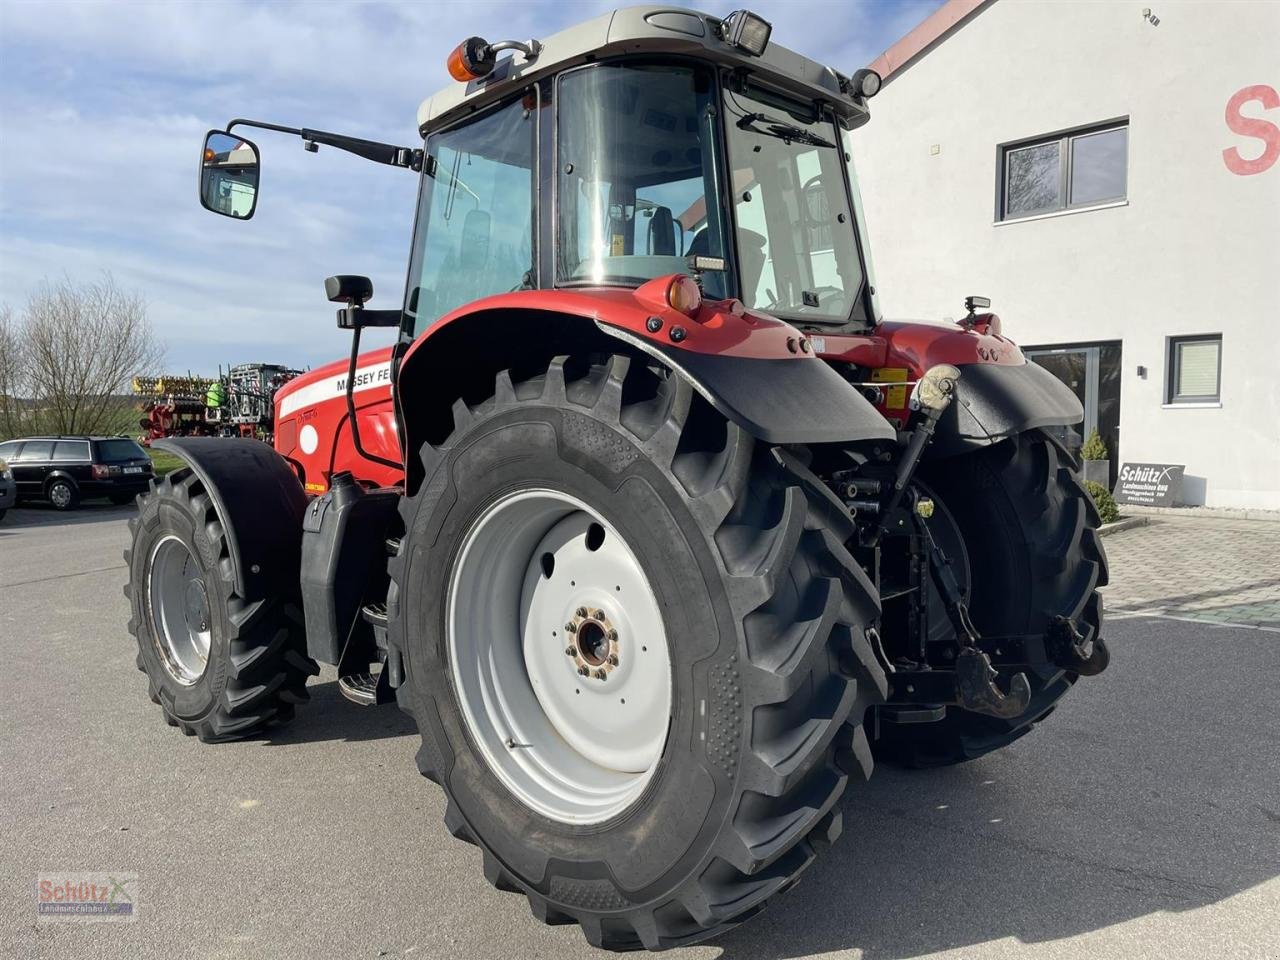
(1223, 84, 1280, 176)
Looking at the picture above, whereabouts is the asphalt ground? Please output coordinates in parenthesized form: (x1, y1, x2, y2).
(2, 503, 1278, 960)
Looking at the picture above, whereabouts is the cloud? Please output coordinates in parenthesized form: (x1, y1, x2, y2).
(0, 0, 941, 373)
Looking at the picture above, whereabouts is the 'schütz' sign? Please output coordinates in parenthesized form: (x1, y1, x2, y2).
(1113, 463, 1185, 507)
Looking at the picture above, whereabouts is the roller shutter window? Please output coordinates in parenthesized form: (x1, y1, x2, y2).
(1168, 335, 1222, 404)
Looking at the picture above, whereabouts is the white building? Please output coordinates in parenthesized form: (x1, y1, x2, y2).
(853, 0, 1280, 509)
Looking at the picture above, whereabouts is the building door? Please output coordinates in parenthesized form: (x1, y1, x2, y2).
(1025, 341, 1122, 484)
(1025, 345, 1098, 451)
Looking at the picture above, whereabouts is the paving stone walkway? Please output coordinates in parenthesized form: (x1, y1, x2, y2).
(1099, 516, 1280, 630)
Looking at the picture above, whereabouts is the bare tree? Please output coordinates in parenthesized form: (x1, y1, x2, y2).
(0, 305, 24, 439)
(0, 275, 164, 439)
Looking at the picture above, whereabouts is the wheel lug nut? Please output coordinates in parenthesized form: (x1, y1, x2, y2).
(607, 654, 619, 666)
(592, 609, 605, 620)
(608, 629, 618, 641)
(578, 665, 590, 677)
(565, 622, 577, 633)
(576, 607, 588, 618)
(594, 669, 607, 681)
(565, 647, 576, 657)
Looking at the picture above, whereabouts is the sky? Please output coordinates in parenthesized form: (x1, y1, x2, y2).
(0, 0, 943, 374)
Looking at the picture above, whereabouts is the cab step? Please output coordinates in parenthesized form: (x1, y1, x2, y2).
(337, 668, 393, 706)
(362, 601, 388, 628)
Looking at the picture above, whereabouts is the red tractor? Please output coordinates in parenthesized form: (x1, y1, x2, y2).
(128, 7, 1108, 950)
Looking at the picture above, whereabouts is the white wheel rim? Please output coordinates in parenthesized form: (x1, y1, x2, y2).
(146, 535, 212, 685)
(448, 489, 672, 825)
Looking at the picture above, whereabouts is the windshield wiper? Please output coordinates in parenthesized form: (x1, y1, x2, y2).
(736, 112, 835, 148)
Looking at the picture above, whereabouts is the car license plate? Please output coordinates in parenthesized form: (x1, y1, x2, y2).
(124, 466, 143, 474)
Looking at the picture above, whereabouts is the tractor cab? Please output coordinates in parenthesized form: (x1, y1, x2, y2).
(405, 8, 882, 335)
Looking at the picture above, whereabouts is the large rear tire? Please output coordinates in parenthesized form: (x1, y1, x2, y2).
(874, 429, 1108, 767)
(125, 469, 317, 741)
(389, 354, 886, 950)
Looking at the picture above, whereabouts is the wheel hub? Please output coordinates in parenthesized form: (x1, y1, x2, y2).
(565, 608, 619, 678)
(146, 535, 213, 686)
(184, 579, 211, 633)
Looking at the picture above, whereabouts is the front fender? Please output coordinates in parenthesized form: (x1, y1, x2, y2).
(151, 438, 307, 603)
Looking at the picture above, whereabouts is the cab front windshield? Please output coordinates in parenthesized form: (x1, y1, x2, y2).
(405, 97, 536, 335)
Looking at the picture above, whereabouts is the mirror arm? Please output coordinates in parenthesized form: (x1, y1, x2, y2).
(226, 118, 423, 172)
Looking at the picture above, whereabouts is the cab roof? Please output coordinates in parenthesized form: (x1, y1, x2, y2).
(417, 5, 869, 136)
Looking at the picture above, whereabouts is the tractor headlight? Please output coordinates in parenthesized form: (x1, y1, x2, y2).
(721, 10, 771, 57)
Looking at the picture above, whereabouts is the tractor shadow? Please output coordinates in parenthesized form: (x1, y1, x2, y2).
(711, 616, 1280, 960)
(265, 678, 417, 745)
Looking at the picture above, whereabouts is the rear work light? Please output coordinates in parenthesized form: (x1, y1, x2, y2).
(850, 68, 882, 99)
(721, 10, 772, 56)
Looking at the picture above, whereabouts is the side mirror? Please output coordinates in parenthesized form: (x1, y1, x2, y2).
(199, 131, 260, 219)
(326, 275, 400, 329)
(325, 274, 374, 306)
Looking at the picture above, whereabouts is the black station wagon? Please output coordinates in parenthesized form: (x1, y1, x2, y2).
(0, 436, 154, 510)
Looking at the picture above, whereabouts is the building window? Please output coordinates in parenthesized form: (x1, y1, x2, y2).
(1167, 335, 1222, 404)
(999, 121, 1128, 220)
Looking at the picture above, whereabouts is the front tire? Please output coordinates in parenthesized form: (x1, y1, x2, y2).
(389, 354, 886, 950)
(125, 469, 317, 741)
(875, 429, 1108, 767)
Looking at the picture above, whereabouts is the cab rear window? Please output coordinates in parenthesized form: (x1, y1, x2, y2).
(96, 439, 147, 461)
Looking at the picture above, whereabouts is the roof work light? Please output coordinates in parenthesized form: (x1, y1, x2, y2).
(850, 68, 882, 99)
(721, 10, 772, 56)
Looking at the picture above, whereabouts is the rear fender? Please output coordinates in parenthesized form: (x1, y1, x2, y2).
(815, 321, 1083, 459)
(936, 361, 1084, 458)
(151, 438, 307, 603)
(396, 282, 895, 495)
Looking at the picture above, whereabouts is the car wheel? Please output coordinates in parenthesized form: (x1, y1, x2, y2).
(47, 479, 79, 511)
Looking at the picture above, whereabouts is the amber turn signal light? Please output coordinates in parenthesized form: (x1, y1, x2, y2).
(667, 275, 702, 317)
